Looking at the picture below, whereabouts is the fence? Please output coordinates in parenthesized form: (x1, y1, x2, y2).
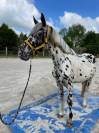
(0, 47, 18, 57)
(0, 47, 50, 57)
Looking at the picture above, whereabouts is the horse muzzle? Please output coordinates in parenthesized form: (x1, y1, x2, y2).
(18, 47, 31, 61)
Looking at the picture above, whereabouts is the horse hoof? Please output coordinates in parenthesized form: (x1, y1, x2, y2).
(57, 113, 64, 118)
(66, 120, 72, 128)
(83, 104, 87, 108)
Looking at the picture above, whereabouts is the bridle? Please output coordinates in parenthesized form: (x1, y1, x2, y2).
(24, 26, 51, 54)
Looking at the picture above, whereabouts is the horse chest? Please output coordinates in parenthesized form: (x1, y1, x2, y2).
(53, 56, 72, 81)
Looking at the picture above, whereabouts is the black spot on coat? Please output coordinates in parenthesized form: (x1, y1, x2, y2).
(56, 50, 58, 54)
(66, 65, 69, 68)
(80, 73, 82, 76)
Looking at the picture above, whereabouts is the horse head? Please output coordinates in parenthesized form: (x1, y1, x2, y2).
(18, 13, 51, 61)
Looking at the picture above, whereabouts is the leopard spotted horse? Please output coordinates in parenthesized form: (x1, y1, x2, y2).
(18, 13, 96, 127)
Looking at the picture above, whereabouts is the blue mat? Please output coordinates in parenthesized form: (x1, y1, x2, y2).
(2, 89, 99, 133)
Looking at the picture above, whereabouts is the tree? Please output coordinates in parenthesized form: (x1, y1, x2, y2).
(59, 28, 67, 38)
(19, 32, 27, 44)
(64, 24, 86, 52)
(0, 23, 19, 54)
(81, 31, 99, 55)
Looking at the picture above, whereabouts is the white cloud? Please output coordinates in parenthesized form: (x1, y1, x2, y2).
(60, 11, 99, 33)
(0, 0, 40, 34)
(0, 0, 58, 34)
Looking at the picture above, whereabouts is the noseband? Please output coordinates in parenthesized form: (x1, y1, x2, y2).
(24, 27, 51, 54)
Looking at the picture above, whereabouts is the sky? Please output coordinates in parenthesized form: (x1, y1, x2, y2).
(0, 0, 99, 34)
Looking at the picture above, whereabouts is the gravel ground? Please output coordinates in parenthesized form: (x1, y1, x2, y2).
(0, 58, 99, 133)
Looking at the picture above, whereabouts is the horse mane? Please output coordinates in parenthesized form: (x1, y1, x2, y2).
(50, 28, 76, 55)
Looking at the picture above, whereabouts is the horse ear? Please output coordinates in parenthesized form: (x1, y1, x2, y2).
(41, 13, 46, 27)
(33, 16, 38, 24)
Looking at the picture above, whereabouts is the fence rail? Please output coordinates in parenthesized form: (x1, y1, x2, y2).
(0, 48, 18, 57)
(0, 48, 50, 57)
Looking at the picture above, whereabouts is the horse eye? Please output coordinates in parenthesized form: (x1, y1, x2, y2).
(29, 38, 32, 42)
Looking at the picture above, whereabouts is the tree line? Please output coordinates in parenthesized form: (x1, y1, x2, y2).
(59, 24, 99, 56)
(0, 24, 27, 56)
(0, 23, 99, 56)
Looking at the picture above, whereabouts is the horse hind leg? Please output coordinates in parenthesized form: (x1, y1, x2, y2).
(81, 81, 87, 97)
(81, 78, 92, 108)
(63, 77, 73, 128)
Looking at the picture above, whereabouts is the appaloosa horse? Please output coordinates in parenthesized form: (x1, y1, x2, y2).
(18, 13, 96, 127)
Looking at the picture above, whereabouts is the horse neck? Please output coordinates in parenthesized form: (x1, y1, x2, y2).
(48, 43, 64, 66)
(50, 29, 75, 54)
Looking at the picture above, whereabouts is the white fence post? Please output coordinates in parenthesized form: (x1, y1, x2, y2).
(6, 46, 8, 57)
(43, 49, 45, 57)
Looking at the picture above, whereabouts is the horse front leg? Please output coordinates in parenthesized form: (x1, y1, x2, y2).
(52, 69, 64, 118)
(63, 77, 73, 128)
